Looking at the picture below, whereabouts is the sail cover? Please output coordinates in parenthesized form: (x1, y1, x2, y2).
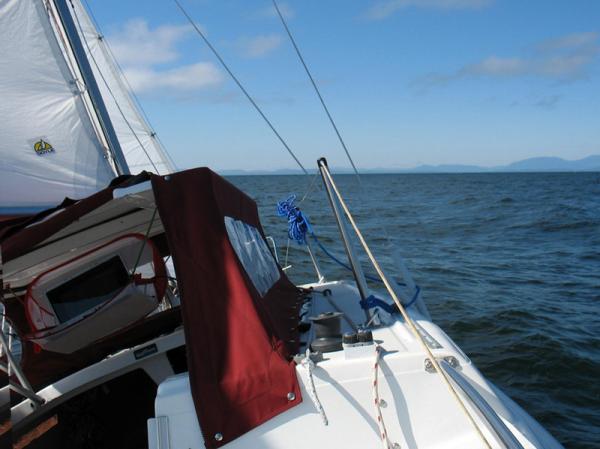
(68, 0, 176, 175)
(0, 0, 116, 210)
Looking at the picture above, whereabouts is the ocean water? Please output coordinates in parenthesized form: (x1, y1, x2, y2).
(229, 172, 600, 449)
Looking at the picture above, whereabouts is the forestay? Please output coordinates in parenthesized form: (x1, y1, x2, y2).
(0, 0, 116, 210)
(68, 0, 176, 175)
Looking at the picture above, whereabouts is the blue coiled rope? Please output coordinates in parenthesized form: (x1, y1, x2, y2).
(276, 195, 420, 311)
(276, 195, 313, 244)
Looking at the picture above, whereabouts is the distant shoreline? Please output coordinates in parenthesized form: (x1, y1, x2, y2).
(221, 169, 600, 176)
(218, 155, 600, 176)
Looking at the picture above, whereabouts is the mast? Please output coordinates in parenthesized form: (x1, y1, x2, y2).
(52, 0, 130, 176)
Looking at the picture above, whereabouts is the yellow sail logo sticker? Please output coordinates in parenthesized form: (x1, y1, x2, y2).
(33, 139, 55, 156)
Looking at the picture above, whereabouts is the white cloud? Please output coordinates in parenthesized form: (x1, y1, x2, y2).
(105, 19, 223, 94)
(257, 2, 295, 20)
(366, 0, 492, 20)
(466, 56, 527, 76)
(534, 95, 561, 110)
(108, 19, 191, 67)
(123, 63, 223, 93)
(538, 32, 598, 51)
(414, 31, 600, 89)
(238, 34, 283, 58)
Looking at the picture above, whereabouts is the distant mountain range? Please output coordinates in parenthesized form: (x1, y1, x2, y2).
(219, 155, 600, 175)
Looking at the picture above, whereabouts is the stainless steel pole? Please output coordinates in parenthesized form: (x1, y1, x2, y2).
(317, 158, 370, 320)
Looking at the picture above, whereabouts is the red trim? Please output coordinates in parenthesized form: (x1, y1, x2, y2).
(24, 233, 166, 334)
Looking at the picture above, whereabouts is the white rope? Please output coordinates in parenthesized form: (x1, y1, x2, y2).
(320, 165, 493, 449)
(301, 349, 328, 426)
(373, 345, 393, 449)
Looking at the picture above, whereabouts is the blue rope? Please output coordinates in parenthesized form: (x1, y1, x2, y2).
(360, 295, 398, 315)
(277, 195, 313, 244)
(276, 195, 421, 310)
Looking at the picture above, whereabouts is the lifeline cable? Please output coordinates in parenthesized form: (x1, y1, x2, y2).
(172, 0, 308, 175)
(320, 164, 494, 449)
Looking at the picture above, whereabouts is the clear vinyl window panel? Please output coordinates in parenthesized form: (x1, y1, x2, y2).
(224, 217, 280, 297)
(47, 256, 129, 322)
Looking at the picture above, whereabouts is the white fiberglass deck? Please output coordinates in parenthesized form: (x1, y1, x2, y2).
(149, 281, 563, 449)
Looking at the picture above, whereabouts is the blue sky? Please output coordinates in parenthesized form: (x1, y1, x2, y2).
(86, 0, 600, 171)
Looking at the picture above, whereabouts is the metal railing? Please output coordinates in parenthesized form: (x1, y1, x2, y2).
(440, 360, 526, 449)
(0, 303, 44, 405)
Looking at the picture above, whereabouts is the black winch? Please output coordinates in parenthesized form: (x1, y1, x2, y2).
(309, 311, 343, 353)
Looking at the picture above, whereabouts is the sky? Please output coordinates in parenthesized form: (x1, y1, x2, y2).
(85, 0, 600, 171)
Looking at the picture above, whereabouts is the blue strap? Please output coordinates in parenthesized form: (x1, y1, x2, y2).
(360, 295, 398, 314)
(404, 285, 421, 309)
(359, 285, 421, 315)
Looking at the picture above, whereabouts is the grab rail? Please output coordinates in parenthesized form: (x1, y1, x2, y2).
(440, 360, 525, 449)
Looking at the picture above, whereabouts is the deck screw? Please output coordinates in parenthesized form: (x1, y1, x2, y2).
(287, 392, 296, 401)
(214, 433, 223, 441)
(424, 358, 436, 373)
(444, 355, 460, 368)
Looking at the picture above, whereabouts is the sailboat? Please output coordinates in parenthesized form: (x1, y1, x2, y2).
(0, 1, 566, 449)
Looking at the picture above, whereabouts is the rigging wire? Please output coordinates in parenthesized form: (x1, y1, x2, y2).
(272, 0, 361, 181)
(272, 1, 412, 312)
(172, 0, 308, 176)
(69, 1, 160, 173)
(300, 173, 321, 205)
(81, 0, 177, 172)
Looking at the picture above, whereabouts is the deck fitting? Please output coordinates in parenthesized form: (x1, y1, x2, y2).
(424, 358, 436, 373)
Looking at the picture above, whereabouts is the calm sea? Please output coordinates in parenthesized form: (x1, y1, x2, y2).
(229, 172, 600, 449)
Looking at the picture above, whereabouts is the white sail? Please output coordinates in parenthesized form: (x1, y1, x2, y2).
(0, 0, 117, 210)
(69, 0, 176, 175)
